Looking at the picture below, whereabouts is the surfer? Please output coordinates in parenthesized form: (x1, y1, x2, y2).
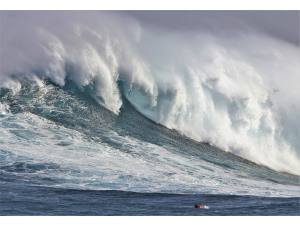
(194, 204, 210, 209)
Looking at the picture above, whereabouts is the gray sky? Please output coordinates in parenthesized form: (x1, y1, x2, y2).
(122, 11, 300, 45)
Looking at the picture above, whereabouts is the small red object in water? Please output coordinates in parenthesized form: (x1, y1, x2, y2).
(194, 204, 209, 209)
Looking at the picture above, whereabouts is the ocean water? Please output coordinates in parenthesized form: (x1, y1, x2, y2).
(1, 186, 299, 215)
(0, 11, 300, 216)
(0, 81, 299, 215)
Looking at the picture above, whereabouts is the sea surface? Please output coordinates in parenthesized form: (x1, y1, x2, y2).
(0, 81, 299, 215)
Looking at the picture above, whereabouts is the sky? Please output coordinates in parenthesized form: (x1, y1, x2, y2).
(122, 11, 299, 45)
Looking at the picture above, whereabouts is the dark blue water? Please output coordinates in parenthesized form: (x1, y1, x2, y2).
(0, 179, 299, 216)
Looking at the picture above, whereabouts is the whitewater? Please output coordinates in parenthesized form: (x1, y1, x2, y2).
(0, 12, 300, 208)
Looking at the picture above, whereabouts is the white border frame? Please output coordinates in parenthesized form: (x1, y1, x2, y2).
(0, 1, 299, 224)
(1, 0, 300, 10)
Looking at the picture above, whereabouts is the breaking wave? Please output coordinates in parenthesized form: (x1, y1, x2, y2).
(0, 11, 300, 180)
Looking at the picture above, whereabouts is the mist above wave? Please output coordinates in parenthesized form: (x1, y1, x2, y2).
(0, 11, 299, 174)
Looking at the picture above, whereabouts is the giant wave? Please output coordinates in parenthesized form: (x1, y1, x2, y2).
(0, 11, 300, 179)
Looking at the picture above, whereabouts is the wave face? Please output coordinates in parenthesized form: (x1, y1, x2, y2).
(0, 81, 299, 197)
(0, 11, 300, 186)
